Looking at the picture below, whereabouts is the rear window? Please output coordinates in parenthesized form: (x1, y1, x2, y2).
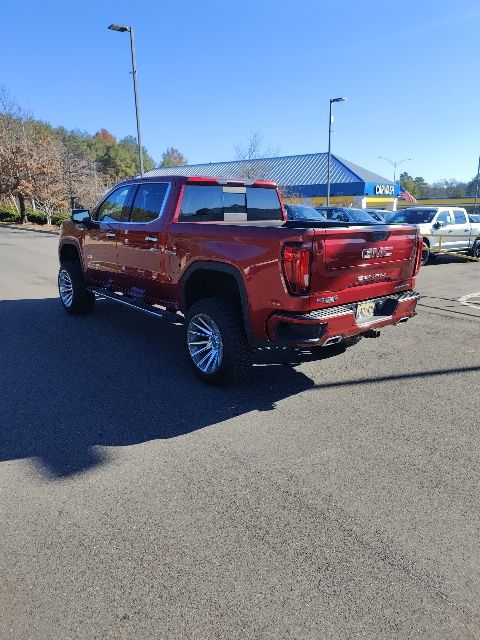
(246, 187, 283, 221)
(326, 208, 378, 223)
(178, 185, 283, 222)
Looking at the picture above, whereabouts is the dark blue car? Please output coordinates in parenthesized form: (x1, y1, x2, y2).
(315, 206, 385, 224)
(285, 204, 326, 221)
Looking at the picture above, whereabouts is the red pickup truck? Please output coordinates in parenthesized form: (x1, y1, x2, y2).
(58, 175, 421, 384)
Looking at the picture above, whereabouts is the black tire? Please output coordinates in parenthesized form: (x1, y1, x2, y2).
(185, 297, 253, 385)
(471, 240, 480, 259)
(58, 260, 95, 315)
(421, 241, 430, 266)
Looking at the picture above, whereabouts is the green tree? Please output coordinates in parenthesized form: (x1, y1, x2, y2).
(92, 135, 154, 182)
(160, 147, 187, 167)
(399, 172, 417, 197)
(412, 176, 428, 198)
(95, 129, 116, 146)
(399, 172, 428, 198)
(466, 175, 479, 197)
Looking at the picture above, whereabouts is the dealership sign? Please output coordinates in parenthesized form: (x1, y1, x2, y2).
(375, 184, 395, 196)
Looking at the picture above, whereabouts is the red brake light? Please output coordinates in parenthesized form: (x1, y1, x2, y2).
(282, 243, 312, 295)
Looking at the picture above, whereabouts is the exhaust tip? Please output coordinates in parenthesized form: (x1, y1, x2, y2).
(323, 335, 343, 347)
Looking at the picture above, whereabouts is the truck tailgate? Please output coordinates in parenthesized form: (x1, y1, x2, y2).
(311, 224, 419, 295)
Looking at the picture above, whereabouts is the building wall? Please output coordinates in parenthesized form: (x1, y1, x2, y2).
(283, 195, 397, 209)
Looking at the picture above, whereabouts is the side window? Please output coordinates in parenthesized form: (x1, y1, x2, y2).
(95, 186, 132, 222)
(330, 210, 348, 222)
(130, 183, 169, 223)
(436, 211, 450, 225)
(179, 186, 224, 222)
(453, 209, 467, 224)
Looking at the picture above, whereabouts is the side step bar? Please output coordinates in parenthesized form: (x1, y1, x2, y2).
(88, 287, 183, 323)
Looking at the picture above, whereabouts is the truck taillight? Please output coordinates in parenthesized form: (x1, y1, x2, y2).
(282, 243, 312, 295)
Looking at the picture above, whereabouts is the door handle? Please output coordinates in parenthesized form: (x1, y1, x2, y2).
(145, 236, 158, 242)
(105, 232, 116, 238)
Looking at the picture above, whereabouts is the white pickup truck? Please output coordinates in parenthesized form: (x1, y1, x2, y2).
(389, 207, 480, 264)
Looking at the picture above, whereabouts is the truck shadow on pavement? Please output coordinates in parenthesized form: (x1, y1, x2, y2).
(3, 297, 480, 480)
(425, 254, 479, 266)
(1, 297, 329, 479)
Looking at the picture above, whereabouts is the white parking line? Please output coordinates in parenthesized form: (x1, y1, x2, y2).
(458, 292, 480, 309)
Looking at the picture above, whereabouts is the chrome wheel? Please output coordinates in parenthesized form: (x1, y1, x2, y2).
(59, 269, 74, 307)
(187, 313, 223, 374)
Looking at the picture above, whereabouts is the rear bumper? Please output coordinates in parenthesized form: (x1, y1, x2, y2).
(266, 290, 420, 347)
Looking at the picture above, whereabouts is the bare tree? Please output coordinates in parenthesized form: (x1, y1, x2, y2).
(0, 87, 37, 223)
(58, 140, 110, 210)
(31, 132, 68, 224)
(234, 132, 265, 162)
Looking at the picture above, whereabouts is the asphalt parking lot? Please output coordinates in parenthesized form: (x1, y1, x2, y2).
(1, 226, 479, 639)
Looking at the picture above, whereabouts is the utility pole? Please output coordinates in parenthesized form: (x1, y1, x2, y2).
(378, 156, 411, 184)
(327, 97, 347, 205)
(108, 24, 144, 176)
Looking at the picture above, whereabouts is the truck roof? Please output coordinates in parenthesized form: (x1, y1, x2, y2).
(117, 175, 277, 188)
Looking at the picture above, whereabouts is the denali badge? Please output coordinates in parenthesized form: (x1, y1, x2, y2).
(357, 273, 387, 282)
(362, 246, 393, 259)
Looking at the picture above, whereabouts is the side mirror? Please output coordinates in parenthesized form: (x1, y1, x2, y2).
(433, 220, 444, 229)
(71, 209, 91, 225)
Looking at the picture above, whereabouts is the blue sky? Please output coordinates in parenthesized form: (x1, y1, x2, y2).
(2, 0, 479, 183)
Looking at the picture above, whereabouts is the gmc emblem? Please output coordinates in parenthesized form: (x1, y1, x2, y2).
(362, 246, 393, 259)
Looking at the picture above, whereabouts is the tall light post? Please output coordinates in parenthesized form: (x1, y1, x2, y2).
(108, 23, 144, 176)
(378, 156, 411, 184)
(327, 97, 346, 205)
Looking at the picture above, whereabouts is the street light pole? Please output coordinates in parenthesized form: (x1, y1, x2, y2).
(378, 156, 411, 184)
(108, 24, 144, 176)
(327, 97, 346, 206)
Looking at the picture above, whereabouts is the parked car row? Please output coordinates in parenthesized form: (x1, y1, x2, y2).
(284, 205, 387, 224)
(284, 204, 480, 265)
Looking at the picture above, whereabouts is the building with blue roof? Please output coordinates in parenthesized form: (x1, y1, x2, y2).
(144, 152, 400, 209)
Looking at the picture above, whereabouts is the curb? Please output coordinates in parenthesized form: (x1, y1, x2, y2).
(0, 222, 60, 236)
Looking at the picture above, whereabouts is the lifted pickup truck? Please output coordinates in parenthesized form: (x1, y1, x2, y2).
(58, 176, 422, 384)
(389, 206, 480, 264)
